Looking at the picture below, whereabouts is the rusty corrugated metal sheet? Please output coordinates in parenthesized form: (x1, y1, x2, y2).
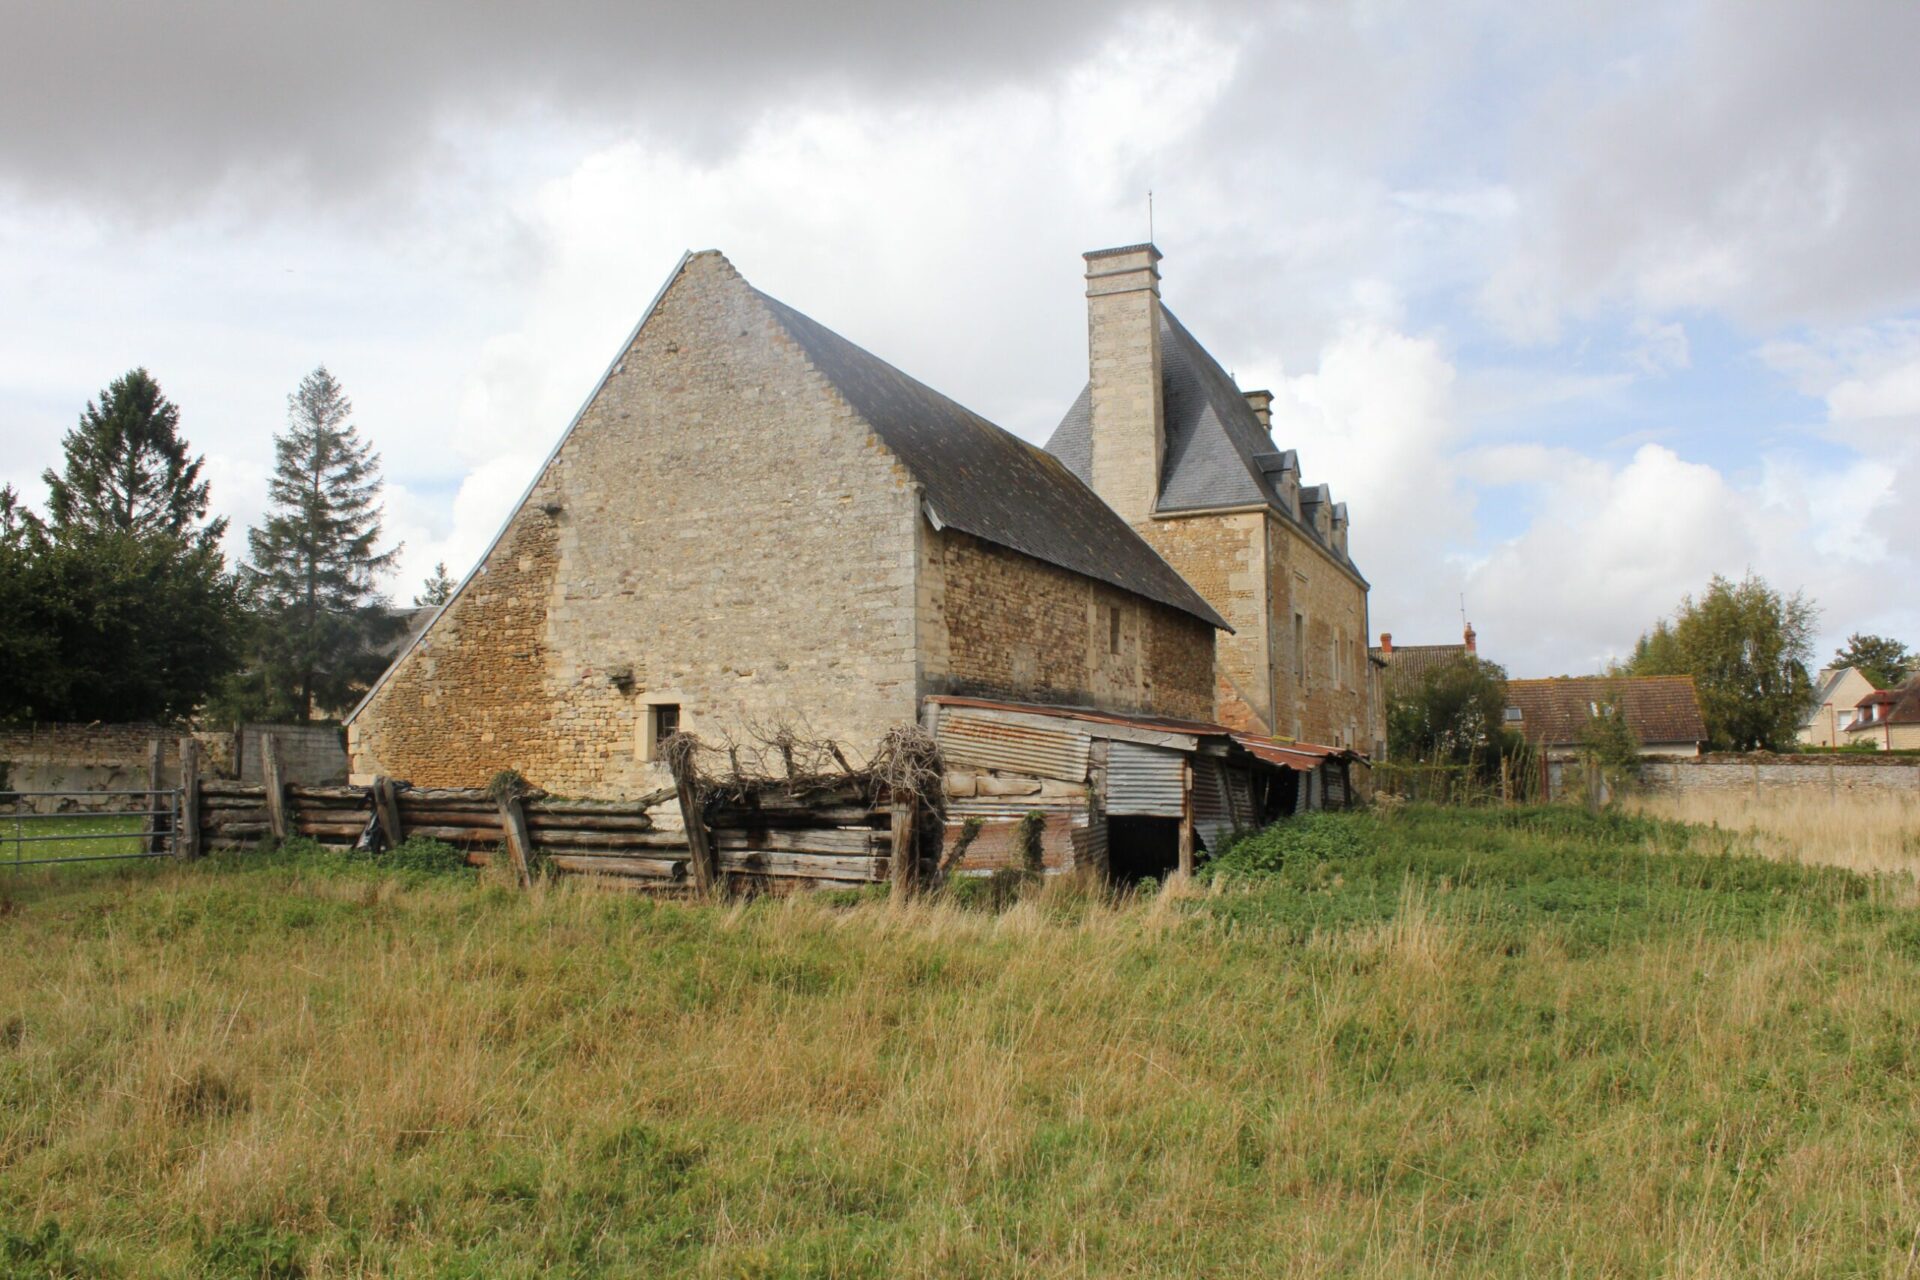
(938, 711, 1090, 783)
(1191, 757, 1232, 851)
(1106, 742, 1185, 817)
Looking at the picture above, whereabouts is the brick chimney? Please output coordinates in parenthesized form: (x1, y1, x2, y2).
(1379, 632, 1393, 654)
(1084, 244, 1165, 525)
(1464, 623, 1477, 654)
(1243, 388, 1274, 433)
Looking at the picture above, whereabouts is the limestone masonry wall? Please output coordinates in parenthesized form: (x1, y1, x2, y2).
(1139, 512, 1267, 732)
(919, 529, 1214, 723)
(1267, 513, 1370, 751)
(349, 252, 922, 794)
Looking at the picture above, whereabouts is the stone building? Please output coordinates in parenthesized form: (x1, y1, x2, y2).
(1046, 245, 1377, 753)
(346, 251, 1226, 794)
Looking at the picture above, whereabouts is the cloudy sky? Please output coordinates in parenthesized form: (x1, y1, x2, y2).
(3, 0, 1915, 677)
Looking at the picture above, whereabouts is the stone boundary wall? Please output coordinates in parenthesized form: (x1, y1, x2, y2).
(0, 722, 347, 806)
(1641, 753, 1920, 797)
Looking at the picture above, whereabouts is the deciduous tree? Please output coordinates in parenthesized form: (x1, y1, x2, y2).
(1625, 572, 1815, 750)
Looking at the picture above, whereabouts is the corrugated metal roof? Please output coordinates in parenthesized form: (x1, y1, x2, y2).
(938, 711, 1090, 784)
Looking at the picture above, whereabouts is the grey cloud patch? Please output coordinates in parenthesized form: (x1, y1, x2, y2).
(1493, 0, 1920, 332)
(0, 0, 1252, 212)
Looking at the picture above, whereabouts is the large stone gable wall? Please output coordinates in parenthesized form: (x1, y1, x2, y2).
(918, 529, 1214, 723)
(350, 252, 922, 794)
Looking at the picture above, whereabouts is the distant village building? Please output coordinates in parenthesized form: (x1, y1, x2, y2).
(1799, 666, 1881, 747)
(1502, 676, 1708, 759)
(1366, 625, 1482, 762)
(1841, 680, 1920, 750)
(1370, 625, 1479, 701)
(345, 246, 1386, 875)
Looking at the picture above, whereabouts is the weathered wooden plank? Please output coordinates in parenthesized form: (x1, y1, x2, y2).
(295, 820, 368, 838)
(200, 780, 268, 798)
(712, 827, 885, 855)
(890, 794, 917, 903)
(263, 733, 289, 842)
(147, 738, 167, 853)
(178, 737, 201, 859)
(708, 804, 881, 828)
(287, 785, 375, 801)
(717, 849, 886, 881)
(374, 776, 405, 847)
(525, 813, 655, 832)
(669, 753, 720, 898)
(528, 792, 672, 814)
(547, 854, 686, 880)
(496, 793, 534, 889)
(532, 830, 672, 850)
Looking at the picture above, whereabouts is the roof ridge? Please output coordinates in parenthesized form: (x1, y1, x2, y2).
(748, 283, 1230, 631)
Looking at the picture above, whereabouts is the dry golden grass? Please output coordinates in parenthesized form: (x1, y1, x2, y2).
(3, 808, 1919, 1276)
(1633, 788, 1920, 877)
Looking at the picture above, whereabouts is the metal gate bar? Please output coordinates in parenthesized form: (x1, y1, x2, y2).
(6, 789, 182, 868)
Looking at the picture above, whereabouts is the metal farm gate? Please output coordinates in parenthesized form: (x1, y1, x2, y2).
(3, 788, 183, 869)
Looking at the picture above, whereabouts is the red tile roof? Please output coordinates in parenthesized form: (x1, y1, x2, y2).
(1503, 676, 1707, 748)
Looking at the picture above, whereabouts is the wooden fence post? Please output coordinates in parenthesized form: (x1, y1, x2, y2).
(494, 790, 535, 890)
(263, 733, 289, 842)
(146, 738, 166, 853)
(666, 747, 720, 897)
(1177, 760, 1195, 880)
(373, 776, 405, 849)
(177, 737, 201, 859)
(889, 791, 918, 904)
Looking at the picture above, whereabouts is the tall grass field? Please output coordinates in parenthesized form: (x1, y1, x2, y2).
(4, 802, 1920, 1276)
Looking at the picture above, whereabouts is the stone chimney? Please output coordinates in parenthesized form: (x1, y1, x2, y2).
(1464, 623, 1477, 654)
(1084, 244, 1165, 525)
(1330, 501, 1349, 557)
(1379, 632, 1393, 654)
(1243, 388, 1274, 433)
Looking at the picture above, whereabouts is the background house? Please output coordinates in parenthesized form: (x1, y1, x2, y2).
(1799, 666, 1882, 747)
(1503, 675, 1708, 759)
(1842, 680, 1920, 750)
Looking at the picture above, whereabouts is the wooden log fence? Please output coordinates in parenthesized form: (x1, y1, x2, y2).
(192, 774, 926, 895)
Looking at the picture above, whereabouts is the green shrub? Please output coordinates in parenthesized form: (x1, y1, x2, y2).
(1204, 812, 1374, 880)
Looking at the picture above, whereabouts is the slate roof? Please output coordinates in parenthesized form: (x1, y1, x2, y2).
(1370, 644, 1472, 699)
(753, 288, 1230, 631)
(1044, 306, 1364, 582)
(1504, 676, 1708, 748)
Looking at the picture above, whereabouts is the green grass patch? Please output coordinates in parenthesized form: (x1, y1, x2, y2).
(0, 806, 1916, 1275)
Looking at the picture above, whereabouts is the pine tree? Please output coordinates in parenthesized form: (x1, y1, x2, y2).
(244, 367, 401, 721)
(42, 368, 225, 546)
(414, 561, 455, 607)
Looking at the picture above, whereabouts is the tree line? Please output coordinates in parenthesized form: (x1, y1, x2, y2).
(1, 367, 452, 725)
(1389, 571, 1914, 775)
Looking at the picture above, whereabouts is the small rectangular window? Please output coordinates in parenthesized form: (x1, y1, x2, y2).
(1294, 613, 1306, 687)
(1504, 706, 1523, 722)
(650, 703, 680, 759)
(1109, 605, 1122, 655)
